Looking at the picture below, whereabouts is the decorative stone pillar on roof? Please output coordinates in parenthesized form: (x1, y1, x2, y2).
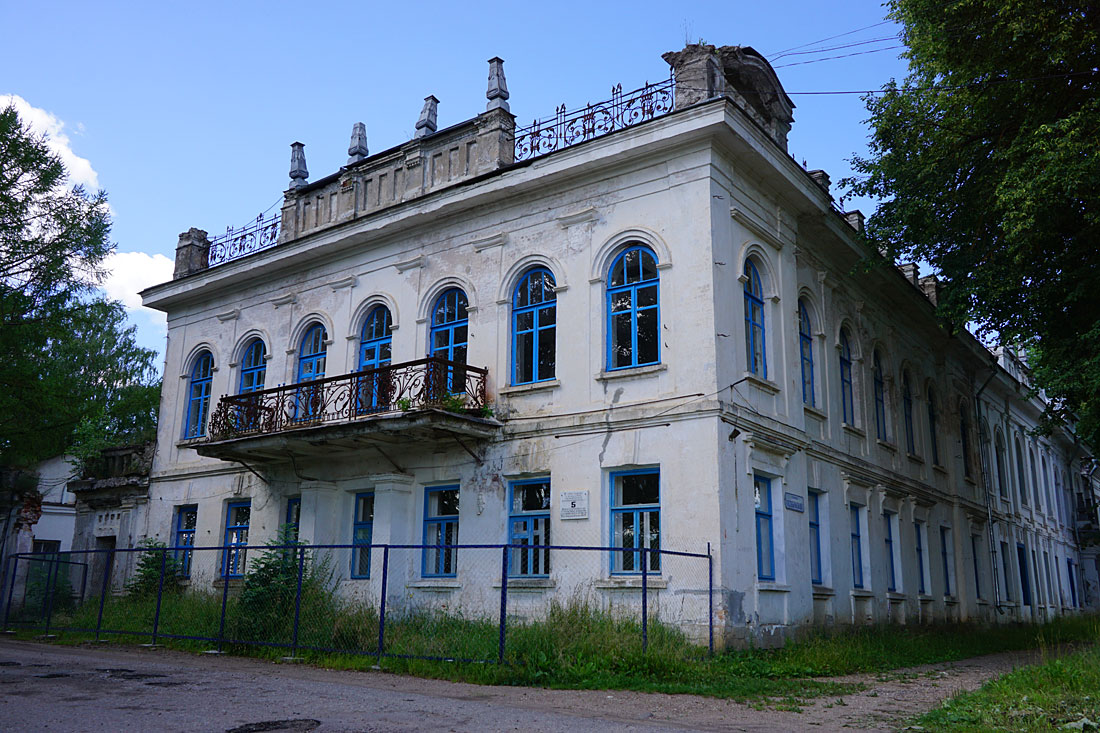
(486, 57, 509, 112)
(347, 123, 369, 165)
(414, 96, 438, 138)
(173, 227, 209, 279)
(289, 141, 308, 190)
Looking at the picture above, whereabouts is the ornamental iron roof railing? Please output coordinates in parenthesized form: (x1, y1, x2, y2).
(207, 357, 489, 441)
(514, 74, 675, 162)
(208, 213, 280, 268)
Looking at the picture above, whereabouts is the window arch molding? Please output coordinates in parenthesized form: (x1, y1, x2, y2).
(349, 293, 400, 341)
(497, 254, 567, 304)
(288, 313, 335, 359)
(735, 245, 778, 299)
(230, 329, 272, 367)
(417, 276, 477, 324)
(179, 342, 219, 380)
(589, 228, 671, 283)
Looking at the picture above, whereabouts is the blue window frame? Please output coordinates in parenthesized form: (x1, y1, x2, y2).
(971, 534, 982, 600)
(1015, 436, 1028, 505)
(185, 351, 214, 438)
(902, 373, 915, 454)
(960, 404, 973, 478)
(850, 505, 864, 588)
(351, 492, 374, 578)
(1029, 448, 1041, 507)
(940, 526, 953, 596)
(512, 269, 557, 385)
(222, 502, 251, 578)
(429, 289, 469, 393)
(1000, 541, 1012, 601)
(295, 324, 328, 420)
(1068, 559, 1078, 607)
(872, 350, 886, 441)
(884, 511, 897, 592)
(285, 497, 301, 541)
(610, 469, 660, 574)
(798, 300, 815, 406)
(754, 476, 775, 581)
(1041, 456, 1052, 512)
(995, 433, 1008, 499)
(357, 306, 393, 413)
(808, 491, 822, 585)
(927, 387, 940, 465)
(915, 520, 927, 594)
(743, 260, 766, 377)
(607, 246, 660, 370)
(423, 486, 459, 577)
(1017, 542, 1031, 606)
(239, 339, 266, 394)
(508, 478, 551, 577)
(839, 329, 854, 424)
(175, 505, 197, 577)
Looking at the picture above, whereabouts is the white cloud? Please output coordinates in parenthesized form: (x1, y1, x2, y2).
(1, 93, 100, 190)
(101, 251, 174, 330)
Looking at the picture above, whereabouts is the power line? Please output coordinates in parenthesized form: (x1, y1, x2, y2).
(772, 35, 900, 61)
(773, 45, 907, 69)
(768, 20, 894, 58)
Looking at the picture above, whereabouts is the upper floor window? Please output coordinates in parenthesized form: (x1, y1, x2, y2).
(298, 324, 328, 382)
(185, 351, 214, 438)
(902, 372, 915, 454)
(1028, 448, 1041, 507)
(743, 260, 766, 377)
(994, 432, 1009, 499)
(430, 288, 469, 392)
(358, 306, 393, 413)
(959, 402, 973, 478)
(839, 329, 855, 424)
(607, 246, 659, 370)
(239, 339, 266, 394)
(1015, 436, 1029, 506)
(798, 300, 815, 406)
(512, 268, 557, 385)
(927, 387, 940, 465)
(872, 350, 887, 441)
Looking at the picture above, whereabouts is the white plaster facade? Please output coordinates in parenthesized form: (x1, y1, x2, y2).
(139, 45, 1098, 645)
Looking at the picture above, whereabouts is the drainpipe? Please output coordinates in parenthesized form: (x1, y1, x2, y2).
(973, 366, 1004, 614)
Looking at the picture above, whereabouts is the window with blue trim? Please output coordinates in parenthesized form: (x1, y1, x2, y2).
(607, 246, 659, 370)
(286, 497, 301, 541)
(610, 469, 660, 574)
(295, 324, 328, 420)
(884, 510, 897, 592)
(185, 351, 214, 438)
(508, 479, 551, 577)
(971, 534, 982, 600)
(239, 339, 266, 394)
(175, 505, 197, 577)
(839, 329, 855, 424)
(960, 402, 973, 478)
(872, 350, 887, 441)
(902, 373, 915, 454)
(743, 260, 766, 377)
(351, 492, 374, 578)
(1029, 448, 1041, 507)
(358, 306, 392, 413)
(927, 387, 940, 464)
(798, 300, 815, 406)
(1017, 542, 1031, 606)
(423, 486, 459, 577)
(1041, 456, 1052, 512)
(915, 520, 927, 594)
(1015, 436, 1028, 505)
(995, 432, 1008, 499)
(754, 476, 775, 581)
(429, 289, 468, 393)
(940, 526, 954, 596)
(1000, 541, 1012, 601)
(808, 491, 823, 585)
(850, 504, 864, 589)
(512, 269, 557, 385)
(222, 502, 250, 578)
(1068, 558, 1078, 607)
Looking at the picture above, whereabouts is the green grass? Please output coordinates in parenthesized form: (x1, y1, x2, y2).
(10, 589, 1099, 705)
(913, 644, 1100, 732)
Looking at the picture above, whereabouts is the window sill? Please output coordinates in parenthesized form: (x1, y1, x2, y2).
(906, 452, 924, 464)
(409, 579, 461, 591)
(842, 423, 865, 439)
(742, 372, 780, 395)
(918, 594, 935, 603)
(757, 582, 790, 593)
(596, 363, 666, 382)
(176, 437, 206, 449)
(932, 463, 948, 475)
(803, 405, 827, 421)
(876, 439, 898, 452)
(850, 588, 874, 599)
(944, 595, 959, 605)
(594, 577, 668, 590)
(811, 585, 835, 599)
(977, 598, 990, 606)
(499, 380, 561, 396)
(963, 475, 976, 486)
(493, 578, 556, 591)
(886, 591, 906, 602)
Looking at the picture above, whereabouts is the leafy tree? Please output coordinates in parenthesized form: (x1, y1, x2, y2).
(845, 1, 1099, 446)
(0, 104, 160, 467)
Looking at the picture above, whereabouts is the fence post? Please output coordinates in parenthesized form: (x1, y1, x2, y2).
(377, 546, 389, 663)
(641, 547, 648, 652)
(217, 554, 231, 652)
(707, 542, 714, 656)
(291, 546, 305, 657)
(43, 553, 59, 635)
(3, 556, 18, 631)
(150, 548, 167, 645)
(41, 554, 56, 626)
(94, 550, 114, 642)
(498, 545, 509, 664)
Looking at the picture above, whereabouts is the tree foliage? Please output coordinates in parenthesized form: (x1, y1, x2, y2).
(0, 104, 160, 467)
(846, 1, 1099, 447)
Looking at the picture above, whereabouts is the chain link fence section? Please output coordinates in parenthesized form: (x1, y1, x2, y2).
(2, 543, 713, 662)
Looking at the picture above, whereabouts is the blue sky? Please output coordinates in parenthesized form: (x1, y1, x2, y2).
(2, 0, 909, 367)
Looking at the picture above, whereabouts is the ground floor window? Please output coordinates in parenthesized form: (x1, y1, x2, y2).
(352, 492, 374, 578)
(1017, 543, 1032, 606)
(808, 491, 823, 585)
(884, 511, 897, 592)
(509, 479, 551, 577)
(222, 502, 251, 578)
(610, 469, 660, 574)
(850, 504, 864, 589)
(971, 534, 983, 600)
(423, 486, 459, 577)
(754, 476, 774, 581)
(285, 497, 301, 541)
(1067, 559, 1078, 607)
(176, 505, 197, 576)
(940, 526, 954, 596)
(31, 539, 61, 554)
(1000, 541, 1013, 602)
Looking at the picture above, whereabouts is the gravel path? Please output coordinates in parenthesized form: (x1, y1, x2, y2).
(0, 638, 1059, 732)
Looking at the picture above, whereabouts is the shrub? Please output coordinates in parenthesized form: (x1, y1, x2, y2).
(126, 539, 185, 596)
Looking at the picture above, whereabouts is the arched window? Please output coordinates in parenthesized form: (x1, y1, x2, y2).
(743, 260, 766, 376)
(995, 431, 1009, 499)
(1041, 456, 1052, 511)
(239, 339, 266, 394)
(295, 324, 328, 420)
(512, 268, 557, 384)
(358, 306, 393, 413)
(927, 387, 940, 465)
(1028, 448, 1040, 507)
(872, 350, 886, 441)
(1015, 435, 1028, 506)
(839, 328, 854, 424)
(798, 300, 814, 406)
(430, 288, 469, 392)
(902, 372, 915, 454)
(607, 245, 659, 370)
(959, 401, 972, 478)
(185, 351, 214, 438)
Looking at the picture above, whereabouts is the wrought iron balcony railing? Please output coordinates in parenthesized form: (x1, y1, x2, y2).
(208, 213, 280, 268)
(207, 357, 489, 441)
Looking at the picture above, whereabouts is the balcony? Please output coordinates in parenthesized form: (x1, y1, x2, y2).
(197, 358, 499, 463)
